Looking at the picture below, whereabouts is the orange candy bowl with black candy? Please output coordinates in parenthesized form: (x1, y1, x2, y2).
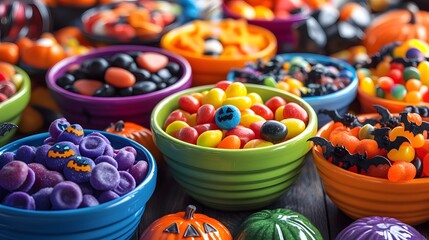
(311, 106, 429, 225)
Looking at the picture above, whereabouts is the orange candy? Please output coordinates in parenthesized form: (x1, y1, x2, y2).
(73, 79, 103, 96)
(105, 67, 136, 88)
(136, 52, 168, 73)
(217, 135, 241, 149)
(387, 161, 416, 182)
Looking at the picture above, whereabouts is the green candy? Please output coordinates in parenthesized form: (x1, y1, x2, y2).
(264, 76, 277, 88)
(403, 66, 420, 81)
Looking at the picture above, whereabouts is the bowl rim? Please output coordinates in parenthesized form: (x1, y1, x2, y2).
(0, 66, 31, 119)
(357, 87, 429, 107)
(45, 45, 192, 103)
(160, 19, 278, 61)
(313, 115, 429, 185)
(227, 52, 359, 102)
(79, 0, 185, 45)
(151, 83, 318, 153)
(221, 1, 310, 23)
(0, 130, 157, 215)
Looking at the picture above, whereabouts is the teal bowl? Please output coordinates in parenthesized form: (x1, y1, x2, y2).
(0, 130, 157, 240)
(151, 84, 317, 211)
(228, 53, 358, 127)
(0, 66, 31, 146)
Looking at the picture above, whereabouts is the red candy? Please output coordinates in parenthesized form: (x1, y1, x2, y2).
(178, 95, 201, 114)
(283, 102, 309, 125)
(105, 67, 136, 88)
(196, 104, 216, 125)
(225, 126, 256, 148)
(265, 96, 287, 113)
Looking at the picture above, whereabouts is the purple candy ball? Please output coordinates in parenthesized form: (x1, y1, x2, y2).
(32, 187, 53, 210)
(114, 148, 136, 171)
(103, 144, 114, 157)
(79, 135, 108, 160)
(129, 160, 149, 185)
(98, 190, 120, 204)
(63, 156, 95, 183)
(17, 168, 35, 192)
(0, 161, 29, 191)
(336, 216, 426, 240)
(94, 155, 118, 168)
(40, 170, 65, 189)
(48, 117, 70, 140)
(50, 181, 83, 210)
(86, 132, 110, 145)
(34, 144, 52, 166)
(113, 171, 136, 196)
(0, 152, 15, 169)
(46, 141, 79, 172)
(3, 192, 36, 210)
(90, 162, 120, 191)
(15, 145, 36, 164)
(57, 124, 84, 145)
(80, 194, 99, 208)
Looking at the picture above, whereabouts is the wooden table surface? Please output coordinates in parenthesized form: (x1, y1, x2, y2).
(136, 153, 429, 240)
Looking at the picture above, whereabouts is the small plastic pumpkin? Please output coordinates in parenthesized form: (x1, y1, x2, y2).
(140, 205, 232, 240)
(336, 216, 426, 240)
(363, 3, 429, 55)
(19, 33, 66, 69)
(235, 208, 323, 240)
(105, 120, 163, 164)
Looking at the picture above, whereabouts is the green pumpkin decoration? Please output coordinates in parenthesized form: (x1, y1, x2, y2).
(235, 208, 323, 240)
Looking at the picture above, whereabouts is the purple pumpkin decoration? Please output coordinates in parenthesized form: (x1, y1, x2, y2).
(336, 216, 426, 240)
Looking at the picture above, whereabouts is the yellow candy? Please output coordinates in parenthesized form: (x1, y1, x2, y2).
(359, 76, 376, 96)
(247, 92, 263, 105)
(418, 61, 429, 86)
(243, 139, 273, 149)
(165, 120, 189, 135)
(286, 77, 303, 90)
(223, 96, 252, 110)
(187, 113, 197, 127)
(196, 130, 223, 148)
(277, 81, 290, 92)
(280, 118, 306, 139)
(274, 106, 285, 121)
(240, 114, 265, 128)
(225, 82, 247, 98)
(201, 88, 226, 109)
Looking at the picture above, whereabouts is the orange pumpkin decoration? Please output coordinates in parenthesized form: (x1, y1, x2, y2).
(19, 33, 66, 69)
(105, 120, 164, 164)
(0, 42, 19, 65)
(363, 3, 429, 55)
(140, 205, 232, 240)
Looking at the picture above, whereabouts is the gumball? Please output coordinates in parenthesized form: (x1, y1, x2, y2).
(46, 141, 79, 172)
(260, 120, 288, 143)
(215, 105, 241, 130)
(64, 156, 95, 183)
(390, 84, 407, 100)
(403, 67, 420, 81)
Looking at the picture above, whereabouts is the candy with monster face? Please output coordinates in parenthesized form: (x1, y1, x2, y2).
(46, 141, 80, 172)
(57, 124, 84, 144)
(215, 105, 241, 130)
(48, 118, 70, 141)
(64, 156, 95, 183)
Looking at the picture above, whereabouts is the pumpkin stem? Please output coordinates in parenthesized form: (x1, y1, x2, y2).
(406, 2, 419, 24)
(114, 120, 125, 132)
(184, 205, 197, 219)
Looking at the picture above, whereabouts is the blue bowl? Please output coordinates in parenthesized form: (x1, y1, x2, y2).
(0, 130, 157, 240)
(228, 53, 358, 127)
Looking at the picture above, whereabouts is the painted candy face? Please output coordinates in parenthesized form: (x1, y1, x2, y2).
(64, 156, 95, 183)
(215, 105, 240, 130)
(57, 124, 84, 144)
(46, 141, 79, 172)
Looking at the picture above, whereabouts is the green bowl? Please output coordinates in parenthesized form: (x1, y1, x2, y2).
(151, 84, 318, 211)
(0, 67, 31, 147)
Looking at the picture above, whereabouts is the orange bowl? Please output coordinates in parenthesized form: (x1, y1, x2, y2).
(312, 114, 429, 225)
(357, 88, 429, 114)
(161, 19, 277, 86)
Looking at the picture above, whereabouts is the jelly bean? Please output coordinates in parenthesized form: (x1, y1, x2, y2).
(201, 88, 226, 109)
(260, 120, 287, 143)
(214, 80, 232, 91)
(246, 92, 263, 105)
(90, 162, 120, 191)
(215, 105, 241, 130)
(388, 68, 402, 84)
(387, 142, 415, 162)
(405, 48, 425, 61)
(225, 126, 256, 148)
(411, 157, 423, 178)
(403, 66, 420, 81)
(104, 67, 136, 88)
(187, 113, 197, 127)
(217, 135, 241, 149)
(0, 161, 29, 191)
(375, 87, 385, 98)
(176, 126, 199, 144)
(0, 62, 15, 79)
(193, 123, 219, 135)
(356, 68, 371, 80)
(358, 124, 374, 140)
(280, 118, 305, 139)
(265, 96, 287, 113)
(286, 78, 303, 90)
(240, 114, 266, 128)
(196, 130, 223, 148)
(3, 192, 36, 210)
(263, 76, 277, 88)
(243, 139, 273, 149)
(222, 96, 252, 110)
(390, 84, 407, 100)
(196, 104, 216, 125)
(377, 76, 394, 92)
(359, 76, 376, 96)
(387, 161, 416, 182)
(283, 102, 309, 125)
(250, 103, 274, 120)
(375, 59, 390, 77)
(405, 79, 422, 92)
(277, 81, 290, 92)
(137, 52, 168, 73)
(50, 181, 83, 210)
(417, 61, 429, 86)
(178, 95, 201, 114)
(274, 106, 285, 121)
(404, 91, 422, 104)
(423, 153, 429, 177)
(163, 110, 187, 129)
(249, 120, 264, 139)
(241, 108, 255, 116)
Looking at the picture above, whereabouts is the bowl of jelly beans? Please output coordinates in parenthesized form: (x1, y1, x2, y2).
(150, 82, 317, 211)
(0, 117, 157, 240)
(357, 39, 429, 113)
(222, 0, 310, 53)
(228, 53, 358, 127)
(46, 45, 192, 130)
(0, 63, 31, 146)
(80, 0, 185, 46)
(160, 18, 277, 86)
(310, 107, 429, 225)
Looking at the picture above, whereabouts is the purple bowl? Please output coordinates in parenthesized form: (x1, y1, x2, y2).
(222, 4, 309, 53)
(46, 45, 192, 130)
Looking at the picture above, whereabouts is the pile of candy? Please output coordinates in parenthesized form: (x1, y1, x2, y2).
(0, 62, 23, 103)
(225, 0, 309, 20)
(229, 55, 353, 97)
(310, 105, 429, 182)
(82, 1, 179, 43)
(169, 19, 270, 57)
(56, 51, 181, 97)
(0, 118, 149, 210)
(357, 39, 429, 104)
(163, 81, 309, 149)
